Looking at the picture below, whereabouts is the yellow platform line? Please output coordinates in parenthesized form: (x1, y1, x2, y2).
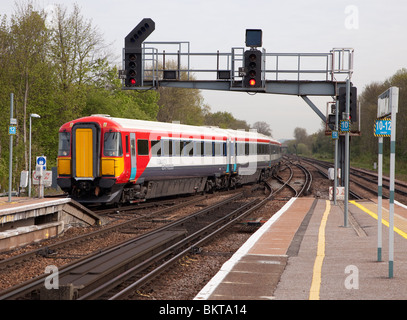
(309, 200, 330, 300)
(349, 200, 407, 240)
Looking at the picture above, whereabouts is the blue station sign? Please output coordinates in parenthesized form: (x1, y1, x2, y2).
(340, 120, 350, 132)
(374, 118, 391, 137)
(9, 126, 16, 135)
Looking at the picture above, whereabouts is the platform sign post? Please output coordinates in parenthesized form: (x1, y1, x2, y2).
(8, 93, 14, 202)
(377, 135, 383, 263)
(36, 156, 46, 199)
(377, 86, 398, 278)
(343, 79, 351, 228)
(333, 100, 339, 206)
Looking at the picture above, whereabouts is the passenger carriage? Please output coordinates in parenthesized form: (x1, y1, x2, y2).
(57, 115, 282, 204)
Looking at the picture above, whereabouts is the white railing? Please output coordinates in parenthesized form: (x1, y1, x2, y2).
(139, 42, 354, 85)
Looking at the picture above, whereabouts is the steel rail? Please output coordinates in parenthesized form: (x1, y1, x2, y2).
(294, 163, 313, 196)
(107, 182, 274, 300)
(82, 199, 258, 300)
(272, 162, 297, 197)
(0, 193, 245, 300)
(0, 195, 208, 272)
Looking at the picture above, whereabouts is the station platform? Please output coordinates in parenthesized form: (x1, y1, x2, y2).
(195, 197, 407, 300)
(0, 196, 102, 252)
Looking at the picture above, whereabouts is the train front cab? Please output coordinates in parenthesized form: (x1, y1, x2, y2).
(57, 120, 126, 203)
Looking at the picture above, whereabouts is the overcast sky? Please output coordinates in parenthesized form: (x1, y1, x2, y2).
(2, 0, 406, 140)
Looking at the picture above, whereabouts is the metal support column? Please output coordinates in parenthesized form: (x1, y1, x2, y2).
(389, 101, 397, 278)
(8, 93, 14, 202)
(376, 86, 398, 278)
(377, 137, 383, 262)
(334, 100, 339, 205)
(377, 137, 383, 261)
(343, 79, 350, 227)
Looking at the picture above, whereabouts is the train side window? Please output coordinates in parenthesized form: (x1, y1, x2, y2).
(237, 142, 243, 156)
(197, 141, 204, 156)
(104, 132, 123, 156)
(214, 142, 221, 156)
(180, 141, 185, 156)
(223, 142, 227, 156)
(259, 144, 264, 155)
(125, 135, 129, 154)
(137, 139, 149, 156)
(162, 140, 172, 156)
(173, 140, 180, 156)
(186, 141, 194, 156)
(58, 132, 70, 156)
(258, 144, 262, 155)
(151, 140, 161, 157)
(181, 141, 193, 156)
(203, 142, 210, 157)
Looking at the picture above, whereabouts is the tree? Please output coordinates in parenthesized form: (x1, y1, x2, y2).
(311, 128, 332, 157)
(252, 121, 272, 137)
(0, 2, 251, 192)
(156, 61, 206, 125)
(82, 65, 160, 121)
(157, 86, 206, 125)
(48, 3, 109, 90)
(294, 127, 309, 145)
(6, 2, 52, 172)
(205, 111, 250, 130)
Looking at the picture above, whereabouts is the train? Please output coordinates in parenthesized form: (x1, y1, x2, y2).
(57, 115, 282, 204)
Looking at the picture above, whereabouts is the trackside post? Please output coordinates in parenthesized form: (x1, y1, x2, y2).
(376, 86, 399, 278)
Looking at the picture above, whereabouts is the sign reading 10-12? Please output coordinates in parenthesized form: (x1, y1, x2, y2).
(374, 118, 391, 137)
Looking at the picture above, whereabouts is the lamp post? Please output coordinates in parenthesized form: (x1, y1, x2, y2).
(29, 113, 41, 197)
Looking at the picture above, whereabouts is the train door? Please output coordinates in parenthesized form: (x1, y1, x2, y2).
(76, 128, 93, 178)
(72, 123, 99, 179)
(227, 138, 232, 174)
(130, 132, 137, 180)
(231, 138, 237, 173)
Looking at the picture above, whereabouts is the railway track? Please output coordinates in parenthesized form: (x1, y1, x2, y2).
(271, 158, 312, 199)
(0, 160, 313, 300)
(299, 156, 407, 202)
(102, 173, 308, 300)
(0, 195, 207, 273)
(0, 183, 268, 300)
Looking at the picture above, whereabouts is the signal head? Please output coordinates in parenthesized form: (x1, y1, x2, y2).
(243, 49, 262, 88)
(125, 51, 141, 87)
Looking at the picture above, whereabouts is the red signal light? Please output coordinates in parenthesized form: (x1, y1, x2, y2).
(249, 79, 256, 86)
(130, 78, 136, 86)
